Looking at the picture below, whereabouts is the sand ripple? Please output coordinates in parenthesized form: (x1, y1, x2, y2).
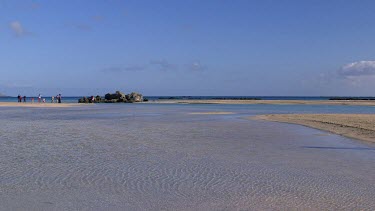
(0, 106, 374, 210)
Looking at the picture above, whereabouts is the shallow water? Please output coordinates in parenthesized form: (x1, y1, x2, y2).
(0, 104, 374, 210)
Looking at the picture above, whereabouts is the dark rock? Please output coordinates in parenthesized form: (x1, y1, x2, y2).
(79, 91, 145, 103)
(95, 95, 102, 102)
(78, 96, 90, 103)
(128, 92, 143, 102)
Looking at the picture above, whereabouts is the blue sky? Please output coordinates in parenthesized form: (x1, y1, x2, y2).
(1, 0, 375, 96)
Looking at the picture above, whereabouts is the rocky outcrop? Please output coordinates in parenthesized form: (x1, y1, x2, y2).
(127, 92, 143, 102)
(105, 91, 127, 102)
(78, 91, 145, 103)
(78, 95, 102, 103)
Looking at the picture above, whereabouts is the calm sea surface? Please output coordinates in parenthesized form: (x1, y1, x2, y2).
(0, 96, 367, 103)
(0, 103, 374, 210)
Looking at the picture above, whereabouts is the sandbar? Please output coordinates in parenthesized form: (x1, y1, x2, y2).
(0, 102, 83, 108)
(153, 99, 375, 106)
(253, 114, 375, 143)
(188, 112, 235, 115)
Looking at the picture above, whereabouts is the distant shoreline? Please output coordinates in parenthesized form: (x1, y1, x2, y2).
(0, 102, 84, 108)
(2, 99, 375, 106)
(253, 114, 375, 143)
(151, 99, 375, 106)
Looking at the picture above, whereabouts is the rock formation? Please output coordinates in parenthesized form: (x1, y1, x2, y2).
(78, 91, 144, 103)
(127, 92, 143, 102)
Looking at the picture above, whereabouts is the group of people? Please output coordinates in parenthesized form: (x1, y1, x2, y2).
(17, 94, 62, 103)
(17, 95, 26, 103)
(51, 94, 62, 103)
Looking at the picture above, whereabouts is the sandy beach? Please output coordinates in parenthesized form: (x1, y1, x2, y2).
(254, 114, 375, 143)
(0, 102, 83, 108)
(188, 111, 235, 115)
(153, 99, 375, 106)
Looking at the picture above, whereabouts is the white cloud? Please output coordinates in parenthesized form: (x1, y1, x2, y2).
(338, 61, 375, 77)
(9, 21, 28, 37)
(100, 59, 207, 74)
(336, 61, 375, 87)
(150, 59, 178, 71)
(101, 65, 146, 73)
(186, 61, 207, 72)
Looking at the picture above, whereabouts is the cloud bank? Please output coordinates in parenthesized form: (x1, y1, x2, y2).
(101, 65, 146, 73)
(149, 59, 177, 71)
(100, 59, 207, 74)
(338, 61, 375, 78)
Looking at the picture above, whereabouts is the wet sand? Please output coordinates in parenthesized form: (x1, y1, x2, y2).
(154, 99, 375, 106)
(254, 114, 375, 143)
(188, 112, 235, 115)
(0, 102, 83, 108)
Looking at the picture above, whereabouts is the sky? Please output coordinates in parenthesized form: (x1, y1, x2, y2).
(1, 0, 375, 96)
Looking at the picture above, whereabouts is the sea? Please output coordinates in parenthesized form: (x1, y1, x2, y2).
(0, 101, 374, 210)
(0, 95, 371, 103)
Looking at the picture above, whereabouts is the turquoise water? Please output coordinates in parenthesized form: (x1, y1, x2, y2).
(0, 103, 374, 210)
(0, 96, 80, 103)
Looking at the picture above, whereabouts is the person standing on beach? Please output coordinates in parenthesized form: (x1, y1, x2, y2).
(38, 94, 41, 103)
(17, 94, 21, 103)
(51, 96, 55, 103)
(23, 96, 26, 103)
(58, 94, 62, 103)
